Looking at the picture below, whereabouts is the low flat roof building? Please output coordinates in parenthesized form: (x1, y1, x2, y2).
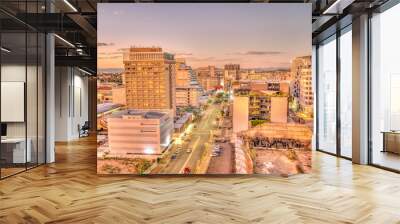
(174, 112, 193, 133)
(107, 110, 174, 158)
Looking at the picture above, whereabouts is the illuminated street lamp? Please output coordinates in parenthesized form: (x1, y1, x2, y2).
(144, 147, 154, 155)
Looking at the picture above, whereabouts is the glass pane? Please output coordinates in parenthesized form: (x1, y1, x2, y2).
(339, 28, 352, 158)
(1, 31, 27, 177)
(371, 4, 400, 171)
(317, 36, 337, 154)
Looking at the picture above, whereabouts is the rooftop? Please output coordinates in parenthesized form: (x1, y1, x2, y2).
(174, 113, 192, 129)
(97, 103, 123, 114)
(128, 47, 162, 52)
(109, 109, 168, 119)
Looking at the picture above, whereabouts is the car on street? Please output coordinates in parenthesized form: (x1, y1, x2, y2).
(213, 146, 221, 152)
(183, 167, 191, 174)
(186, 148, 192, 153)
(211, 152, 220, 157)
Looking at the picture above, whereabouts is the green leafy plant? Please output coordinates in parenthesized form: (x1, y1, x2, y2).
(101, 164, 121, 174)
(250, 119, 266, 127)
(286, 149, 298, 161)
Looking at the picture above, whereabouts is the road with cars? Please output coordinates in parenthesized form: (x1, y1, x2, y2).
(158, 103, 220, 174)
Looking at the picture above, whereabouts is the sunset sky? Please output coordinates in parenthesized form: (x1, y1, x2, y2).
(98, 3, 311, 71)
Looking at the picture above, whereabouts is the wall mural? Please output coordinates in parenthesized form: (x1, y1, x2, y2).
(97, 3, 313, 175)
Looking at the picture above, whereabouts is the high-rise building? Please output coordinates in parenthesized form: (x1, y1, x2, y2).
(233, 96, 249, 134)
(290, 56, 312, 113)
(175, 58, 191, 87)
(195, 66, 219, 91)
(270, 96, 288, 123)
(175, 58, 202, 108)
(123, 47, 176, 112)
(224, 64, 240, 91)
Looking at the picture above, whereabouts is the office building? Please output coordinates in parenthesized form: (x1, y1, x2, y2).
(107, 110, 173, 157)
(291, 56, 313, 113)
(174, 58, 202, 108)
(195, 66, 219, 91)
(224, 64, 240, 91)
(111, 86, 126, 105)
(235, 80, 290, 94)
(234, 87, 289, 122)
(123, 47, 176, 111)
(97, 84, 113, 103)
(235, 89, 271, 120)
(233, 96, 249, 134)
(247, 70, 291, 81)
(270, 96, 288, 123)
(176, 87, 201, 108)
(175, 58, 191, 87)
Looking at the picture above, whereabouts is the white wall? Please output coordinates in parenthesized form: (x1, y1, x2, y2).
(1, 63, 46, 164)
(1, 65, 38, 138)
(54, 67, 89, 141)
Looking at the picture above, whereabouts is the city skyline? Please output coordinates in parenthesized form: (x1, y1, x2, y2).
(97, 4, 313, 176)
(98, 3, 311, 71)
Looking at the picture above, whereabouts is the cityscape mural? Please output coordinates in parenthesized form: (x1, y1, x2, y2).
(97, 3, 313, 175)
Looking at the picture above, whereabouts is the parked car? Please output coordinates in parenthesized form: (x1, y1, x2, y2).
(212, 146, 221, 152)
(186, 148, 192, 153)
(211, 152, 220, 157)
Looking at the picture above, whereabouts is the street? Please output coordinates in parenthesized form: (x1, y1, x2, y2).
(157, 103, 220, 174)
(207, 142, 234, 174)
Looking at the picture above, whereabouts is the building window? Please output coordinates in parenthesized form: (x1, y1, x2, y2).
(339, 26, 352, 158)
(317, 35, 337, 154)
(370, 3, 400, 171)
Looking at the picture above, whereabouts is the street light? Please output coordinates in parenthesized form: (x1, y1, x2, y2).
(144, 147, 154, 155)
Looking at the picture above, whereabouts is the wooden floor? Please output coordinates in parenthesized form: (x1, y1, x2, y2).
(1, 136, 400, 224)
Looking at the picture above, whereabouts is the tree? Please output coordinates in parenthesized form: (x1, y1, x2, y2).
(133, 158, 152, 174)
(216, 92, 224, 99)
(251, 120, 266, 127)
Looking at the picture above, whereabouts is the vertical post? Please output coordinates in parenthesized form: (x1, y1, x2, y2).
(314, 45, 319, 151)
(336, 29, 341, 157)
(46, 34, 55, 163)
(352, 14, 369, 164)
(46, 0, 56, 163)
(88, 76, 97, 133)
